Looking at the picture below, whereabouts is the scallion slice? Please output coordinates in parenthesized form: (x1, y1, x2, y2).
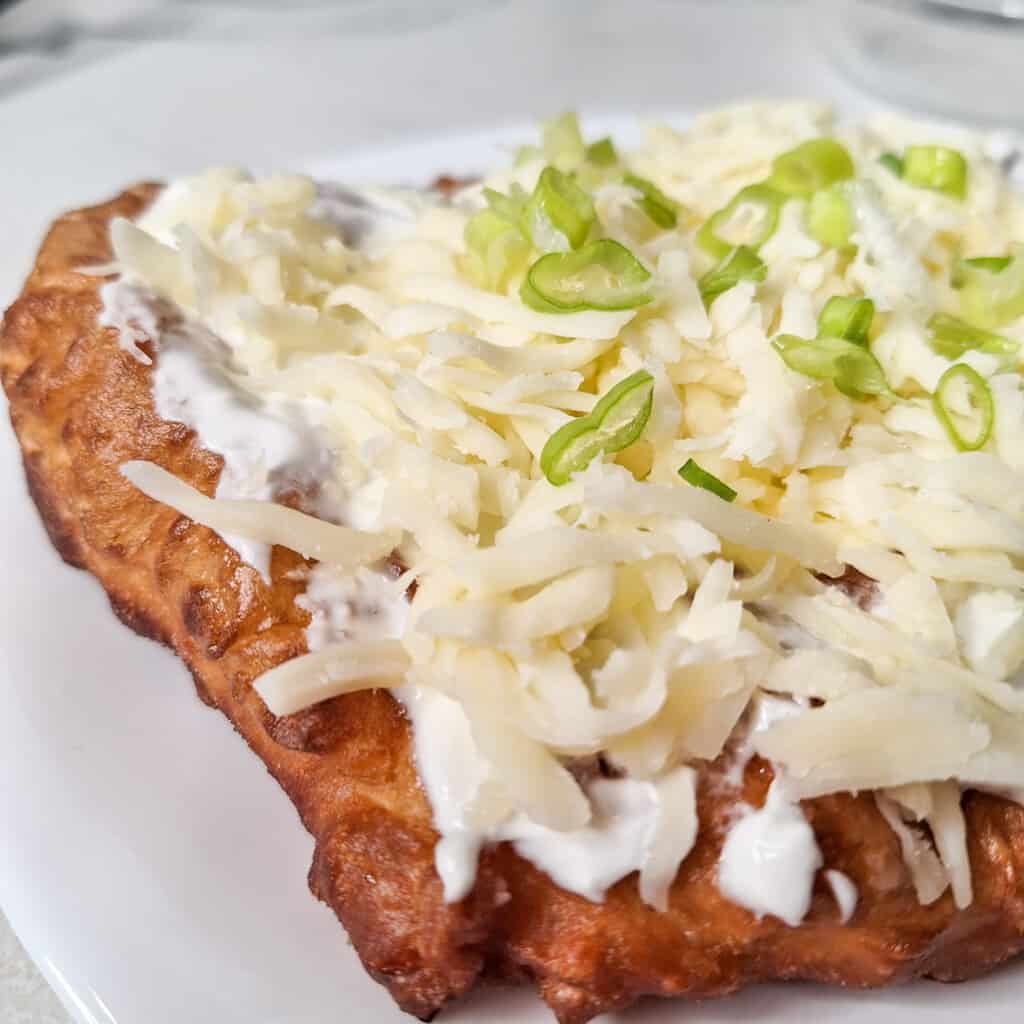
(926, 313, 1018, 361)
(540, 370, 655, 485)
(484, 185, 529, 224)
(954, 245, 1024, 328)
(878, 152, 905, 177)
(768, 138, 855, 197)
(697, 183, 785, 261)
(586, 137, 618, 167)
(932, 363, 994, 451)
(463, 208, 531, 290)
(698, 245, 767, 308)
(817, 296, 875, 346)
(624, 173, 679, 230)
(520, 239, 653, 313)
(678, 459, 737, 502)
(772, 333, 891, 399)
(518, 277, 565, 313)
(524, 166, 595, 251)
(954, 255, 1012, 282)
(806, 184, 854, 248)
(542, 111, 586, 171)
(878, 147, 968, 198)
(903, 145, 968, 199)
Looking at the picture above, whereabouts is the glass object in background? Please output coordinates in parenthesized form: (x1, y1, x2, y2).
(825, 0, 1024, 127)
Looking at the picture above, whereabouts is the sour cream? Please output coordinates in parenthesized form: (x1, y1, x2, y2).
(718, 693, 825, 927)
(101, 281, 337, 579)
(718, 780, 823, 927)
(399, 684, 697, 908)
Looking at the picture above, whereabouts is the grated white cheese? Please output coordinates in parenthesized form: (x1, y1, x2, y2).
(106, 104, 1024, 915)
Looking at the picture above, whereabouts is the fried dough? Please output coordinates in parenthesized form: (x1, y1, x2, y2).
(3, 188, 1024, 1023)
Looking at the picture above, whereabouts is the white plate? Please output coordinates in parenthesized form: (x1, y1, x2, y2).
(0, 3, 1020, 1015)
(2, 118, 1023, 1024)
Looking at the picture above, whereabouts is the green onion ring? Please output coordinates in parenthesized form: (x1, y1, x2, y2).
(768, 138, 855, 197)
(540, 370, 655, 485)
(520, 239, 653, 313)
(697, 182, 785, 261)
(932, 363, 994, 451)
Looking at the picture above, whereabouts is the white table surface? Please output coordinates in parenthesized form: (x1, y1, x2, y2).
(0, 1, 1003, 1021)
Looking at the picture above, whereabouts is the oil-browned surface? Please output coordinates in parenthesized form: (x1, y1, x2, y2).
(2, 189, 1024, 1023)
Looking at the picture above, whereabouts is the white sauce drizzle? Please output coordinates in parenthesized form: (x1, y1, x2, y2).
(500, 779, 665, 903)
(98, 278, 163, 364)
(718, 693, 825, 927)
(101, 281, 338, 579)
(825, 869, 858, 924)
(297, 563, 410, 649)
(399, 684, 697, 906)
(396, 685, 491, 901)
(155, 329, 337, 579)
(718, 779, 823, 927)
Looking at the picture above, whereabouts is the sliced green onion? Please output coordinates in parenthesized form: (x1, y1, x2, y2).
(932, 363, 994, 451)
(926, 313, 1018, 362)
(903, 145, 968, 199)
(768, 138, 855, 197)
(878, 152, 905, 177)
(772, 333, 891, 399)
(955, 246, 1024, 328)
(698, 246, 767, 308)
(880, 146, 970, 200)
(542, 111, 586, 171)
(678, 459, 737, 502)
(623, 173, 679, 230)
(540, 370, 654, 485)
(520, 239, 653, 313)
(586, 137, 618, 167)
(524, 166, 595, 251)
(463, 208, 531, 290)
(817, 296, 875, 346)
(806, 184, 854, 248)
(951, 254, 1012, 290)
(518, 277, 565, 313)
(697, 183, 785, 261)
(483, 185, 529, 224)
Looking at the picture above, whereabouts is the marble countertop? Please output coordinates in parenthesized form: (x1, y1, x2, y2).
(1, 911, 69, 1024)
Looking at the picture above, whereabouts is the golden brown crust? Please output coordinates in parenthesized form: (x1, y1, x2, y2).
(3, 188, 1024, 1023)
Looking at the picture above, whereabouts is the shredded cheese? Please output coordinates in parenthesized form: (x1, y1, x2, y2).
(109, 103, 1024, 912)
(121, 461, 400, 569)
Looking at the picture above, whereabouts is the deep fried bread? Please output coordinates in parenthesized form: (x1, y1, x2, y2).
(3, 188, 1024, 1023)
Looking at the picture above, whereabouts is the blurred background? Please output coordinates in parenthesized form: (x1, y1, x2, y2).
(2, 0, 1023, 125)
(1, 0, 1023, 1020)
(1, 0, 1023, 304)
